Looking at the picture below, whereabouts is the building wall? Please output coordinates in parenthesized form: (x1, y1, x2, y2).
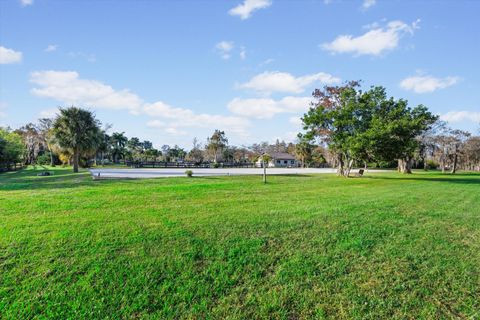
(255, 159, 298, 168)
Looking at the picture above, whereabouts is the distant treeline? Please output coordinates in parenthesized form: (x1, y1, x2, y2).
(1, 82, 479, 175)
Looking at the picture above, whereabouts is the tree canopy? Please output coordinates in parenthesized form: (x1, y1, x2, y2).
(52, 107, 102, 172)
(302, 83, 438, 176)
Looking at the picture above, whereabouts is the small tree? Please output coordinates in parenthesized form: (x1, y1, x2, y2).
(38, 118, 56, 166)
(295, 136, 314, 168)
(0, 128, 24, 169)
(449, 129, 471, 174)
(52, 107, 101, 173)
(206, 130, 228, 163)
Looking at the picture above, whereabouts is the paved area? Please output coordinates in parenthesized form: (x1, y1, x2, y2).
(89, 167, 388, 179)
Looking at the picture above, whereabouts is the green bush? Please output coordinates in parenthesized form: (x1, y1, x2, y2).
(36, 153, 51, 165)
(425, 160, 439, 170)
(185, 170, 193, 177)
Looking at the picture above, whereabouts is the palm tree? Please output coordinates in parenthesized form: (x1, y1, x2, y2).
(52, 107, 101, 173)
(110, 132, 128, 163)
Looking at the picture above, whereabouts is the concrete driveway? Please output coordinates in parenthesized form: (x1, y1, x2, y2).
(89, 168, 342, 179)
(88, 167, 388, 179)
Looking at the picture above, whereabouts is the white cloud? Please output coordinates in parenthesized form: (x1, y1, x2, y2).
(240, 47, 247, 60)
(321, 19, 419, 56)
(440, 111, 480, 123)
(39, 108, 59, 118)
(229, 0, 272, 20)
(227, 96, 312, 119)
(20, 0, 33, 6)
(30, 70, 253, 138)
(260, 58, 274, 66)
(44, 44, 58, 52)
(215, 41, 234, 60)
(30, 71, 143, 113)
(239, 71, 340, 94)
(289, 116, 303, 126)
(68, 51, 96, 62)
(362, 0, 376, 10)
(400, 75, 459, 93)
(144, 101, 251, 136)
(0, 46, 23, 64)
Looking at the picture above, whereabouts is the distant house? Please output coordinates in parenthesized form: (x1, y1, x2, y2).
(256, 152, 299, 168)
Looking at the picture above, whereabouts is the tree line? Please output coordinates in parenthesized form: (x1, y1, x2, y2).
(0, 107, 328, 173)
(1, 82, 479, 175)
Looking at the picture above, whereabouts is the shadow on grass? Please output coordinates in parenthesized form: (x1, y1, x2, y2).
(0, 167, 120, 191)
(363, 172, 480, 185)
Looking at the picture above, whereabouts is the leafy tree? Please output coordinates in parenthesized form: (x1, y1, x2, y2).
(295, 136, 314, 168)
(302, 83, 437, 175)
(144, 148, 159, 162)
(15, 123, 43, 165)
(206, 130, 228, 163)
(449, 129, 471, 174)
(187, 138, 204, 163)
(37, 118, 56, 166)
(0, 128, 24, 169)
(52, 107, 101, 173)
(302, 81, 367, 176)
(359, 89, 437, 174)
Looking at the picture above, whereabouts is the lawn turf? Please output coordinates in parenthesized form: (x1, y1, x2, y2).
(0, 167, 479, 319)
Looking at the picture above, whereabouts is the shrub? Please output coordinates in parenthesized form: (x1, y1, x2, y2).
(37, 153, 51, 165)
(185, 170, 193, 177)
(425, 160, 439, 170)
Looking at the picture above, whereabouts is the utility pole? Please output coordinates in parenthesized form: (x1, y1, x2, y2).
(262, 153, 267, 184)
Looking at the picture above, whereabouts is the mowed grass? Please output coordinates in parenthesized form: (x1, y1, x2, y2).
(0, 167, 479, 319)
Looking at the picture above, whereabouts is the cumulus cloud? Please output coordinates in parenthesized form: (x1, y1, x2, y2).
(229, 0, 272, 20)
(29, 70, 252, 137)
(239, 71, 340, 94)
(20, 0, 33, 6)
(216, 41, 234, 59)
(321, 19, 419, 56)
(30, 71, 143, 113)
(400, 75, 459, 93)
(227, 96, 312, 119)
(44, 44, 58, 52)
(0, 46, 23, 64)
(144, 101, 251, 136)
(362, 0, 376, 10)
(440, 111, 480, 123)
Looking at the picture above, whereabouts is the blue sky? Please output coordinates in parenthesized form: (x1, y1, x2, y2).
(1, 0, 479, 148)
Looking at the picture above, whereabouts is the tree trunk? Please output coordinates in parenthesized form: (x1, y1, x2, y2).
(73, 150, 79, 173)
(337, 154, 344, 176)
(344, 159, 354, 177)
(398, 158, 412, 174)
(451, 152, 458, 174)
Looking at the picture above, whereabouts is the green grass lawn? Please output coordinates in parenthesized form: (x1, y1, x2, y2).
(1, 167, 479, 319)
